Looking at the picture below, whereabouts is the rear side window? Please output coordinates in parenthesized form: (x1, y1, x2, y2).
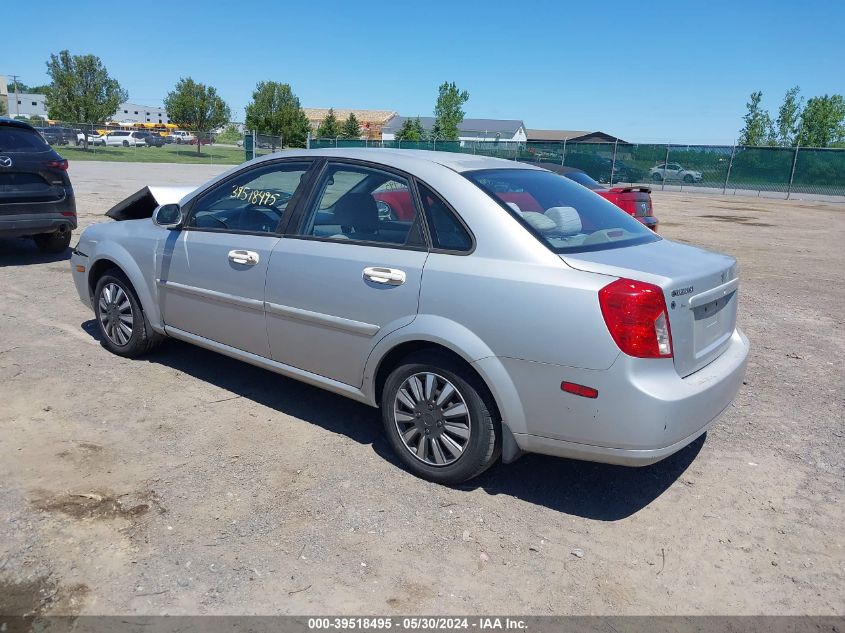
(0, 126, 51, 152)
(302, 163, 424, 248)
(466, 168, 658, 254)
(417, 182, 472, 252)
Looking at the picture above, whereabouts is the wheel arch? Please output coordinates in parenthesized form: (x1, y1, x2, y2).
(363, 316, 527, 435)
(86, 246, 162, 330)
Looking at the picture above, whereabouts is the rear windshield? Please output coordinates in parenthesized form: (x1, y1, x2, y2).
(465, 168, 658, 253)
(0, 126, 51, 153)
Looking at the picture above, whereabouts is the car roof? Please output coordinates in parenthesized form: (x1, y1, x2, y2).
(0, 117, 37, 131)
(252, 148, 544, 174)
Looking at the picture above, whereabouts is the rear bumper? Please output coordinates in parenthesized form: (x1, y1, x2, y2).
(0, 197, 77, 237)
(500, 328, 749, 466)
(637, 216, 659, 231)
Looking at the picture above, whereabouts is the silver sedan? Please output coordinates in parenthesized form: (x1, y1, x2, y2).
(70, 149, 749, 484)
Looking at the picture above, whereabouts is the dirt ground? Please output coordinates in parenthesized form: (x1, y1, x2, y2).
(0, 161, 843, 617)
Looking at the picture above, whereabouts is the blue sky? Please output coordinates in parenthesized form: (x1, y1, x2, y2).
(4, 0, 842, 143)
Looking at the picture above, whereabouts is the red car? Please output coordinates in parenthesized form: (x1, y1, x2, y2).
(535, 164, 658, 231)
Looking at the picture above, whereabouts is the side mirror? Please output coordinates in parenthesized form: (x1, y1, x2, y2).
(153, 203, 183, 228)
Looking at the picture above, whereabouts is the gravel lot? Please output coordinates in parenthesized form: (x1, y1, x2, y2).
(1, 161, 843, 617)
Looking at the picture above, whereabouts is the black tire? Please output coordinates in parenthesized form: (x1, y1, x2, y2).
(652, 172, 663, 182)
(33, 228, 71, 254)
(94, 269, 164, 358)
(381, 351, 500, 484)
(122, 140, 129, 147)
(683, 174, 694, 183)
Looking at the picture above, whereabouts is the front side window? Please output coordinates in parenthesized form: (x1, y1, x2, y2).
(187, 162, 311, 234)
(466, 168, 658, 253)
(302, 163, 423, 247)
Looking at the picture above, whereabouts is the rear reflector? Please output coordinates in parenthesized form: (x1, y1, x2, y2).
(561, 382, 599, 398)
(61, 211, 76, 217)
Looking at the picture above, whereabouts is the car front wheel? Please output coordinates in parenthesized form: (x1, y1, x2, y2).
(683, 174, 694, 183)
(382, 351, 500, 484)
(94, 269, 163, 357)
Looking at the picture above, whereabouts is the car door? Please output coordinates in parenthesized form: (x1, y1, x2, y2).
(666, 163, 682, 180)
(264, 160, 429, 387)
(158, 159, 314, 357)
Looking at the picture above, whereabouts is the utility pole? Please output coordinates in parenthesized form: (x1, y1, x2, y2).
(9, 74, 21, 117)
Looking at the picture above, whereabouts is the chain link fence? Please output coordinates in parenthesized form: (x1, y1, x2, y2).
(25, 120, 845, 198)
(309, 137, 845, 199)
(29, 120, 249, 165)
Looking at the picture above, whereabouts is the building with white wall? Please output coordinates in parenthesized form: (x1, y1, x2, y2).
(381, 116, 527, 144)
(114, 102, 169, 124)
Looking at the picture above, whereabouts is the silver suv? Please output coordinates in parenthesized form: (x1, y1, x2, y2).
(70, 149, 748, 483)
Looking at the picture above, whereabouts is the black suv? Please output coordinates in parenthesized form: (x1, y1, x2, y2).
(35, 126, 68, 145)
(0, 118, 77, 253)
(137, 131, 166, 147)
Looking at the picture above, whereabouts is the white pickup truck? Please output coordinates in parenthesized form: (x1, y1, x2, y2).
(168, 130, 196, 144)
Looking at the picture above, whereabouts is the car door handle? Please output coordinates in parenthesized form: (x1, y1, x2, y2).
(228, 249, 260, 265)
(363, 266, 406, 286)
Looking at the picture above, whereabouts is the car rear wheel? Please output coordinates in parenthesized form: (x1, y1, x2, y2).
(33, 228, 72, 254)
(94, 269, 164, 358)
(382, 351, 500, 484)
(652, 172, 663, 182)
(122, 140, 129, 147)
(683, 174, 694, 183)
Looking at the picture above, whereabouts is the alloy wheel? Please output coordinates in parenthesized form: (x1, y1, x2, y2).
(98, 283, 134, 346)
(394, 372, 471, 467)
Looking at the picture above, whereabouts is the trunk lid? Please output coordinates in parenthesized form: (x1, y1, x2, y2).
(562, 238, 738, 377)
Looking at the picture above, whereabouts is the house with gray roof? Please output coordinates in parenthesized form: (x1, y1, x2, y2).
(382, 116, 527, 144)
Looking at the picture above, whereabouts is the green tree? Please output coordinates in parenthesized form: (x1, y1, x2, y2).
(244, 81, 310, 148)
(738, 91, 774, 146)
(316, 108, 341, 139)
(164, 77, 231, 154)
(394, 116, 426, 142)
(6, 80, 50, 95)
(798, 94, 845, 148)
(776, 86, 803, 147)
(216, 123, 242, 144)
(432, 81, 469, 141)
(341, 112, 362, 139)
(0, 98, 6, 116)
(44, 50, 127, 149)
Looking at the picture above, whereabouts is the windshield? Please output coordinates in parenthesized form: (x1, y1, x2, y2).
(465, 168, 659, 253)
(0, 126, 51, 153)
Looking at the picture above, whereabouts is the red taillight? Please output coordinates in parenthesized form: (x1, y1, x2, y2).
(598, 278, 673, 359)
(561, 382, 599, 398)
(46, 159, 69, 171)
(61, 211, 76, 217)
